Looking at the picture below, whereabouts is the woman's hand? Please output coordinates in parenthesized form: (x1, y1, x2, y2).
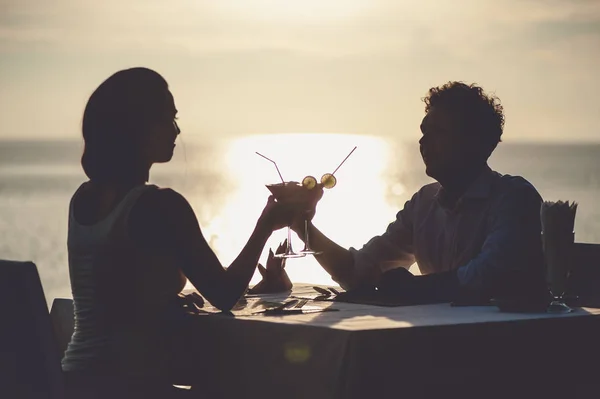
(257, 196, 297, 232)
(248, 240, 293, 294)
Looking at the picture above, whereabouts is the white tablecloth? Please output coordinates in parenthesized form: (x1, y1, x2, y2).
(184, 284, 600, 399)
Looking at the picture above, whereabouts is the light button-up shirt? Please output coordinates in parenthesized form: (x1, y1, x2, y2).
(343, 166, 544, 293)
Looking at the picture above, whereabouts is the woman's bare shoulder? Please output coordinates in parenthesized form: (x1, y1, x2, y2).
(137, 187, 194, 215)
(129, 187, 200, 250)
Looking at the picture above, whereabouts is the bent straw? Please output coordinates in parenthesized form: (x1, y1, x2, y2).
(331, 146, 357, 176)
(255, 152, 285, 183)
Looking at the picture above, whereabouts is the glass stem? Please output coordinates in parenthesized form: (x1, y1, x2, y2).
(287, 227, 293, 251)
(304, 219, 310, 245)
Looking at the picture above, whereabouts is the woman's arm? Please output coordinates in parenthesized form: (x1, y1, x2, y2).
(129, 188, 289, 311)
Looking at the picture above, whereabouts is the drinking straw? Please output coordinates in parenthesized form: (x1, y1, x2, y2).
(255, 152, 285, 183)
(331, 146, 357, 175)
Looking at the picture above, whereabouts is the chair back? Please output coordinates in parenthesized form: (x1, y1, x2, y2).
(570, 243, 600, 300)
(0, 260, 65, 399)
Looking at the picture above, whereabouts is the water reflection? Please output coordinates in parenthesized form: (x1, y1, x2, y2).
(204, 133, 404, 286)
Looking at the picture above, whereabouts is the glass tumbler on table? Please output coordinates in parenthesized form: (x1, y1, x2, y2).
(542, 230, 574, 314)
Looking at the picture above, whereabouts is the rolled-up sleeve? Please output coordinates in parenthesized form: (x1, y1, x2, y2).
(340, 193, 418, 290)
(455, 183, 543, 295)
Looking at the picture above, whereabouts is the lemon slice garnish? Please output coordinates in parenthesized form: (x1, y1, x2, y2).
(302, 175, 317, 190)
(321, 173, 337, 189)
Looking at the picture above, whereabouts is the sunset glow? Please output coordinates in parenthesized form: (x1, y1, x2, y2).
(208, 133, 400, 284)
(215, 0, 371, 23)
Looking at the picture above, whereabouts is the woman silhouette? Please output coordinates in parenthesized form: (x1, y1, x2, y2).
(61, 67, 293, 397)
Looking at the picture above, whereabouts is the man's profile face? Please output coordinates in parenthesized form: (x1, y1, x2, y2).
(419, 106, 469, 181)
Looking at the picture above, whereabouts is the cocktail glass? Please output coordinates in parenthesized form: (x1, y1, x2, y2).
(266, 182, 309, 258)
(258, 146, 357, 259)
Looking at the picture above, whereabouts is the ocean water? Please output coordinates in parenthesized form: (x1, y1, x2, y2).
(1, 135, 599, 304)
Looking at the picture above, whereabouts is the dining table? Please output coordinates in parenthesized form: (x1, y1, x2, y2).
(182, 283, 600, 399)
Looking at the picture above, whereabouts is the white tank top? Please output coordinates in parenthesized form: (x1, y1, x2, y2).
(62, 183, 163, 374)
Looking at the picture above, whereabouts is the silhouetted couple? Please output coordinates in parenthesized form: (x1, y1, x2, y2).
(61, 67, 544, 397)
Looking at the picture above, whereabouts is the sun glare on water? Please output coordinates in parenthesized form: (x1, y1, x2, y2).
(206, 133, 402, 286)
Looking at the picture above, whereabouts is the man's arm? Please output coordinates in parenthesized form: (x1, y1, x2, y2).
(293, 193, 419, 291)
(379, 182, 544, 303)
(455, 183, 544, 297)
(295, 222, 357, 287)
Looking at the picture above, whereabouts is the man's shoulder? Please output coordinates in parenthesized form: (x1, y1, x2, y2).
(414, 181, 442, 201)
(493, 171, 542, 201)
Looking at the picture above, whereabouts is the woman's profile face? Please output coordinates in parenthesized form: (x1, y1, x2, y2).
(142, 90, 181, 164)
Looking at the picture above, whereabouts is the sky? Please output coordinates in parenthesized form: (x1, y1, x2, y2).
(0, 0, 599, 142)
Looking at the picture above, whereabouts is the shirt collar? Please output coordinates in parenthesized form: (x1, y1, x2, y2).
(462, 165, 495, 199)
(434, 165, 495, 206)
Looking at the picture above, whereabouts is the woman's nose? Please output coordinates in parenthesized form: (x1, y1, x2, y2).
(173, 120, 181, 135)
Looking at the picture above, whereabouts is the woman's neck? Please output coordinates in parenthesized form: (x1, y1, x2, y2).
(90, 170, 149, 190)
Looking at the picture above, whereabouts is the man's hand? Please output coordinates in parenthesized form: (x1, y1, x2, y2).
(376, 267, 416, 298)
(248, 240, 293, 294)
(377, 268, 461, 303)
(290, 186, 324, 235)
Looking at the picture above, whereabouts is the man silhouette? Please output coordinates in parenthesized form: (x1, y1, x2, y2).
(293, 82, 544, 303)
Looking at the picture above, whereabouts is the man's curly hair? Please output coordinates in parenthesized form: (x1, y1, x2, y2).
(423, 81, 505, 153)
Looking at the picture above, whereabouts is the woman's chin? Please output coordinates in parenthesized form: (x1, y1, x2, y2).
(156, 152, 174, 163)
(424, 164, 440, 179)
